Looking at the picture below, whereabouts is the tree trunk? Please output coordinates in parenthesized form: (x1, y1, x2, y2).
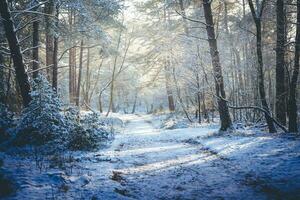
(106, 26, 123, 116)
(288, 0, 300, 133)
(45, 0, 54, 82)
(256, 22, 277, 133)
(275, 0, 287, 125)
(32, 11, 39, 79)
(68, 9, 75, 103)
(52, 36, 58, 91)
(52, 4, 59, 91)
(164, 65, 175, 112)
(202, 0, 232, 131)
(248, 0, 277, 133)
(196, 73, 201, 123)
(99, 93, 103, 113)
(0, 51, 5, 104)
(85, 47, 91, 106)
(131, 92, 138, 114)
(178, 0, 189, 35)
(75, 40, 84, 107)
(0, 0, 31, 107)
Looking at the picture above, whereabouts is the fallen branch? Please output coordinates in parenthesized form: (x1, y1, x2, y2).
(226, 104, 288, 133)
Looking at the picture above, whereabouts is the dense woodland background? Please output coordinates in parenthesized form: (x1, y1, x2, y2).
(0, 0, 299, 133)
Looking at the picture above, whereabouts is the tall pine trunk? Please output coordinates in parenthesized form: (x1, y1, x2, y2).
(32, 10, 39, 79)
(202, 0, 232, 131)
(0, 0, 31, 107)
(84, 47, 91, 106)
(75, 40, 84, 107)
(288, 0, 300, 132)
(52, 4, 59, 91)
(68, 9, 76, 103)
(275, 0, 287, 125)
(45, 0, 54, 81)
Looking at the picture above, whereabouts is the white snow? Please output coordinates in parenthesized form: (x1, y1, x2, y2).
(2, 114, 300, 199)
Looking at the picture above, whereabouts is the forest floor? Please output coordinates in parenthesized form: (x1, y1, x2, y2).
(2, 114, 300, 200)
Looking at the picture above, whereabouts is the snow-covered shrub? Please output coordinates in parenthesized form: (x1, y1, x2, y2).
(63, 106, 80, 132)
(0, 104, 14, 143)
(81, 113, 113, 140)
(14, 75, 67, 146)
(68, 112, 113, 151)
(160, 114, 189, 130)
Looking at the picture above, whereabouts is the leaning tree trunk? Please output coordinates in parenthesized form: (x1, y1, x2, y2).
(202, 0, 232, 131)
(0, 0, 31, 107)
(288, 0, 300, 133)
(275, 0, 287, 125)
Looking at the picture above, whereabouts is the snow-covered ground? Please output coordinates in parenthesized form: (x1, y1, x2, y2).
(2, 114, 300, 199)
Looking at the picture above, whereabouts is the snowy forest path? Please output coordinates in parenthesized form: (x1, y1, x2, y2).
(106, 114, 268, 200)
(4, 114, 297, 200)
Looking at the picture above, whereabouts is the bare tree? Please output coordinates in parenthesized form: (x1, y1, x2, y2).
(202, 0, 232, 131)
(248, 0, 276, 133)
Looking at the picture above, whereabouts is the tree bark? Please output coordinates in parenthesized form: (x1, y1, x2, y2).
(202, 0, 232, 131)
(0, 51, 5, 104)
(68, 9, 76, 103)
(275, 0, 287, 125)
(75, 40, 84, 107)
(45, 0, 54, 81)
(52, 4, 59, 91)
(196, 73, 202, 123)
(131, 92, 138, 114)
(248, 0, 277, 133)
(288, 0, 300, 133)
(0, 0, 31, 107)
(32, 10, 39, 79)
(99, 93, 103, 113)
(164, 64, 175, 112)
(84, 47, 91, 106)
